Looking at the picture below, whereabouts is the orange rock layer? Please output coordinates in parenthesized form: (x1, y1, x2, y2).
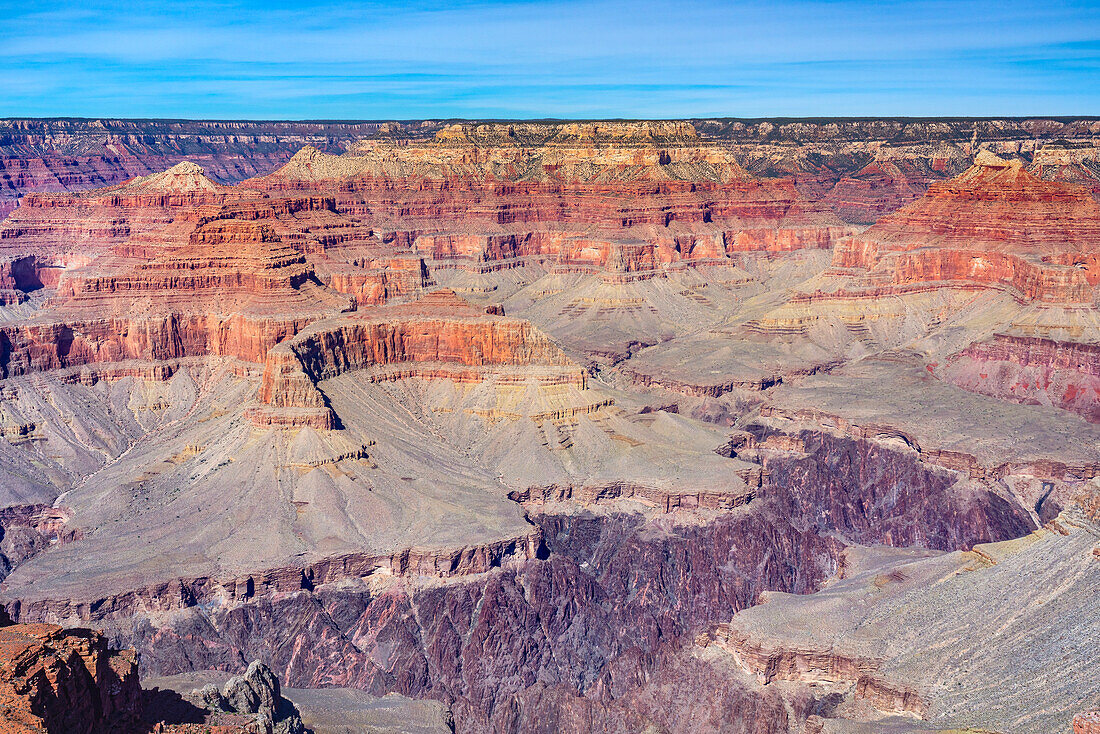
(829, 153, 1100, 303)
(0, 623, 140, 734)
(246, 128, 855, 277)
(1076, 711, 1100, 734)
(256, 289, 583, 426)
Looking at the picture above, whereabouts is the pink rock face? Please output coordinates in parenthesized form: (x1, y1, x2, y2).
(944, 336, 1100, 423)
(1076, 712, 1100, 734)
(0, 162, 254, 260)
(831, 153, 1100, 303)
(244, 133, 856, 278)
(0, 214, 352, 377)
(0, 127, 854, 386)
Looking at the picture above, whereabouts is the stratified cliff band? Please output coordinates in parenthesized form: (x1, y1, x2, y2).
(0, 118, 1097, 734)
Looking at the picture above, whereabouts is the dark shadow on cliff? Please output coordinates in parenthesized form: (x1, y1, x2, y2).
(140, 687, 209, 727)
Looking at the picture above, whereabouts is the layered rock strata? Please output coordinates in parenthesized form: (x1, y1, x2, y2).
(247, 123, 856, 281)
(0, 162, 256, 268)
(944, 334, 1100, 422)
(5, 117, 1098, 225)
(253, 289, 583, 427)
(0, 120, 1096, 734)
(829, 152, 1100, 303)
(0, 214, 352, 380)
(0, 118, 433, 219)
(0, 623, 140, 733)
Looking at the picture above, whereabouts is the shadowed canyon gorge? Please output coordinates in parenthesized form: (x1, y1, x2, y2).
(0, 117, 1097, 733)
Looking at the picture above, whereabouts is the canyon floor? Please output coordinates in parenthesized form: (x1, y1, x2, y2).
(0, 118, 1097, 733)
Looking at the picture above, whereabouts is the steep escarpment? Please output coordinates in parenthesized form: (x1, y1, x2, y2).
(830, 151, 1100, 303)
(3, 423, 1039, 732)
(707, 507, 1100, 733)
(4, 117, 1098, 226)
(0, 118, 440, 219)
(254, 289, 583, 427)
(0, 623, 141, 733)
(0, 217, 351, 378)
(249, 124, 856, 282)
(0, 505, 78, 582)
(734, 422, 1036, 548)
(236, 123, 858, 363)
(696, 118, 1100, 222)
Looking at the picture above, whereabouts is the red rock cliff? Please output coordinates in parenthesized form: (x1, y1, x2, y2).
(0, 623, 141, 734)
(831, 151, 1100, 303)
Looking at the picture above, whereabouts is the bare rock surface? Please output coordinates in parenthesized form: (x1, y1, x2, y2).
(0, 121, 1098, 733)
(711, 507, 1100, 732)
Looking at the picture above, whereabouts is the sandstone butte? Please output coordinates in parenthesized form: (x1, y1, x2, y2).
(831, 150, 1100, 303)
(0, 121, 1095, 734)
(736, 149, 1100, 425)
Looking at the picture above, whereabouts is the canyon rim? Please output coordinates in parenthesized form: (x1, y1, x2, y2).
(3, 0, 1100, 732)
(0, 116, 1096, 734)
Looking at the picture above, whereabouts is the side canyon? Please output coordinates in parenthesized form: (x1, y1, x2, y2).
(0, 118, 1097, 733)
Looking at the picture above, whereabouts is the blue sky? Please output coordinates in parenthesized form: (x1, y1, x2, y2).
(2, 0, 1099, 119)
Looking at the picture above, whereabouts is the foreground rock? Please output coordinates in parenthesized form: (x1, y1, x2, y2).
(0, 622, 139, 733)
(0, 121, 1096, 733)
(185, 661, 305, 734)
(0, 621, 312, 733)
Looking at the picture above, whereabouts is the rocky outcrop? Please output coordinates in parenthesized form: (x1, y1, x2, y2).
(735, 422, 1037, 550)
(821, 159, 932, 223)
(507, 480, 758, 512)
(5, 531, 543, 624)
(189, 661, 305, 734)
(829, 152, 1100, 303)
(0, 623, 141, 733)
(0, 211, 352, 379)
(414, 225, 851, 279)
(254, 289, 584, 426)
(944, 335, 1100, 422)
(1077, 712, 1100, 734)
(751, 404, 1100, 483)
(0, 621, 313, 734)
